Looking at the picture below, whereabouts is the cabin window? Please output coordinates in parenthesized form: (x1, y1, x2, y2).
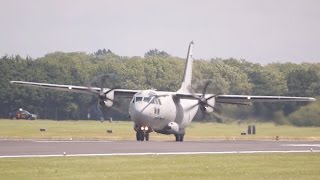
(136, 97, 143, 102)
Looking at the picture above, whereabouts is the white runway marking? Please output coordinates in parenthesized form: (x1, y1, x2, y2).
(33, 140, 112, 143)
(282, 144, 320, 147)
(0, 150, 319, 159)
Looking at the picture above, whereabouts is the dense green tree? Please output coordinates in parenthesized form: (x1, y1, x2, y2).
(144, 49, 171, 58)
(0, 52, 319, 126)
(287, 98, 320, 126)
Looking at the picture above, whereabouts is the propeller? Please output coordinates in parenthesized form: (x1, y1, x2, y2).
(192, 100, 230, 123)
(87, 74, 120, 107)
(186, 80, 232, 123)
(86, 74, 121, 120)
(188, 81, 252, 122)
(88, 98, 104, 120)
(187, 81, 217, 112)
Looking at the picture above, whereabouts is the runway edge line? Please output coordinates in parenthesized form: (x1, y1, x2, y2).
(1, 150, 320, 159)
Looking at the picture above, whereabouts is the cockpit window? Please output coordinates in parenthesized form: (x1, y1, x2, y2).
(150, 97, 156, 104)
(143, 97, 151, 102)
(135, 97, 143, 102)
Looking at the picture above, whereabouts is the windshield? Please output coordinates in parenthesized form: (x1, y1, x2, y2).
(135, 96, 153, 103)
(135, 97, 143, 102)
(143, 97, 151, 102)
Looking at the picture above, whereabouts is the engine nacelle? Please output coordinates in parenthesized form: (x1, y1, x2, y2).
(203, 106, 214, 113)
(206, 95, 216, 107)
(167, 122, 179, 134)
(101, 100, 113, 107)
(101, 89, 115, 107)
(200, 95, 215, 113)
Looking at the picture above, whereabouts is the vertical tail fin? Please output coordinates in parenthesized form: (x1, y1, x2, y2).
(177, 41, 194, 93)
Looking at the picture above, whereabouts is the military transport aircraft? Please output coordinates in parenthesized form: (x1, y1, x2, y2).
(10, 41, 316, 142)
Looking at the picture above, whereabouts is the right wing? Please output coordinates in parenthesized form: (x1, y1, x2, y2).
(10, 81, 140, 98)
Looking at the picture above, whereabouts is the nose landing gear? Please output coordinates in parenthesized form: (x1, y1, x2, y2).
(135, 126, 151, 141)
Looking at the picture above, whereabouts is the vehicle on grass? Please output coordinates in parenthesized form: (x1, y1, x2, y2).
(10, 108, 37, 120)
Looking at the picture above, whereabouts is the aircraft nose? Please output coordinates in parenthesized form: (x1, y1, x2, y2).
(132, 102, 149, 114)
(131, 102, 152, 123)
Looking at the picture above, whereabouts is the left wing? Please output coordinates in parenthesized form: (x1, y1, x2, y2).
(175, 93, 316, 103)
(10, 81, 139, 98)
(215, 95, 316, 103)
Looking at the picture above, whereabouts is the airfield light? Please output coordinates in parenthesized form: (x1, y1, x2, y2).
(145, 127, 149, 131)
(141, 127, 144, 130)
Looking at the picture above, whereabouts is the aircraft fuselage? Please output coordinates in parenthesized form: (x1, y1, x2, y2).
(129, 90, 199, 136)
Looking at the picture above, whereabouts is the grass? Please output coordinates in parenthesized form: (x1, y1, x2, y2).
(0, 153, 319, 180)
(0, 119, 135, 140)
(1, 120, 320, 179)
(0, 119, 320, 141)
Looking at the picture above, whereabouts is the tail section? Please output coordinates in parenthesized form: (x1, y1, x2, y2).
(178, 41, 194, 93)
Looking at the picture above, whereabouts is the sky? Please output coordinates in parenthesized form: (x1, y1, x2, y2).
(0, 0, 319, 64)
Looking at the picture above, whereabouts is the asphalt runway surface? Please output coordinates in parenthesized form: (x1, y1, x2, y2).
(1, 140, 320, 158)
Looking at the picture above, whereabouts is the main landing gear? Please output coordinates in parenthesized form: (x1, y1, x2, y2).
(174, 134, 184, 142)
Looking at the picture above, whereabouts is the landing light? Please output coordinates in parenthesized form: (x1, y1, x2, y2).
(140, 126, 148, 131)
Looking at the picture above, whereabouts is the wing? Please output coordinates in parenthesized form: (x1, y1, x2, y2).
(175, 93, 315, 103)
(10, 81, 139, 98)
(215, 95, 316, 104)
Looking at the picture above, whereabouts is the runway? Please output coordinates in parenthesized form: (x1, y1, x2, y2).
(0, 140, 319, 158)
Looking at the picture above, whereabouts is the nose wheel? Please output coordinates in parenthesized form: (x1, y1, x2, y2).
(136, 130, 149, 141)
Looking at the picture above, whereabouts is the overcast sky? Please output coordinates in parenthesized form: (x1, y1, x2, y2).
(0, 0, 319, 63)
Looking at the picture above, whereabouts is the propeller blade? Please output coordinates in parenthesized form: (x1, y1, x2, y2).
(185, 103, 200, 111)
(206, 95, 216, 101)
(85, 73, 126, 121)
(202, 81, 212, 97)
(206, 103, 215, 109)
(104, 86, 121, 95)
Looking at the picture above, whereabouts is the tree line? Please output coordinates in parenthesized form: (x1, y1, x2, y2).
(0, 49, 319, 126)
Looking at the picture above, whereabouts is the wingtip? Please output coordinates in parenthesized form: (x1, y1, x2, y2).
(310, 97, 316, 101)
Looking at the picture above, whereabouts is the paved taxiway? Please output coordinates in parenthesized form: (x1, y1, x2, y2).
(0, 140, 320, 158)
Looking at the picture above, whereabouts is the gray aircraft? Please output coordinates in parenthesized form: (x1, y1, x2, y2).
(11, 41, 316, 142)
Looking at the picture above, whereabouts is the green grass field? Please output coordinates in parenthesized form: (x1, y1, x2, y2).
(0, 119, 320, 140)
(0, 153, 319, 180)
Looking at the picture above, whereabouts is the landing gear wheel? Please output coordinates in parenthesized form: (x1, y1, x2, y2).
(136, 131, 149, 141)
(175, 134, 184, 142)
(140, 132, 145, 141)
(136, 131, 140, 141)
(136, 131, 144, 141)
